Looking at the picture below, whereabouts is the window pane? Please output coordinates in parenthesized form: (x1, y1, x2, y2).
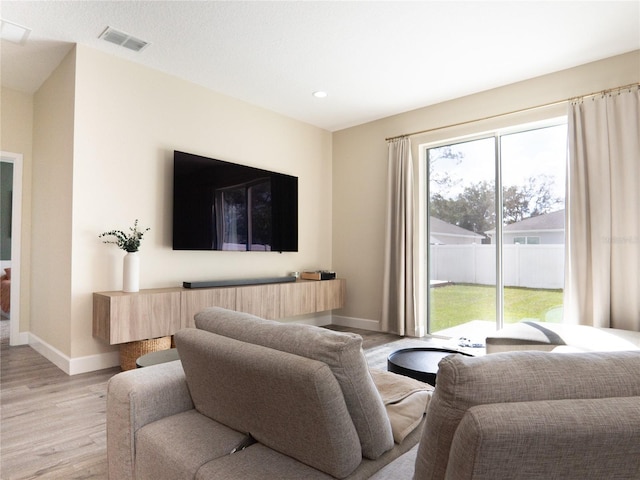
(221, 187, 247, 250)
(500, 125, 566, 324)
(249, 180, 272, 251)
(428, 137, 496, 334)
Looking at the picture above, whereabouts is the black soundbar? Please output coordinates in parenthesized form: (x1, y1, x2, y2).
(183, 276, 297, 289)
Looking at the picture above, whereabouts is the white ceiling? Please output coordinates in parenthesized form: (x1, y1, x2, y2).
(1, 1, 639, 131)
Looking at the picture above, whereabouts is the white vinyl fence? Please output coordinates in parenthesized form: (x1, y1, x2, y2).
(430, 244, 564, 289)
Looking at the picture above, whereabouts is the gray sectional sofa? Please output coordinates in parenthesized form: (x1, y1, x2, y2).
(107, 307, 431, 479)
(372, 348, 640, 479)
(107, 307, 640, 479)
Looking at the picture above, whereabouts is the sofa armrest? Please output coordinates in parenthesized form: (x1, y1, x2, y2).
(107, 360, 194, 480)
(444, 396, 640, 480)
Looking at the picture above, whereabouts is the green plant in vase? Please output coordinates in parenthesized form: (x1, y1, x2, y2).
(99, 219, 150, 292)
(99, 219, 150, 252)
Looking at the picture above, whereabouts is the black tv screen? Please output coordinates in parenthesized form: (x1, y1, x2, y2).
(173, 151, 298, 252)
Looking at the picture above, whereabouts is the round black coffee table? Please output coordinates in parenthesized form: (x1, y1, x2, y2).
(387, 347, 472, 385)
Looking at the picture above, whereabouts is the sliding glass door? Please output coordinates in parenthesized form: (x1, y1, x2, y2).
(425, 121, 567, 335)
(427, 137, 497, 333)
(500, 125, 566, 326)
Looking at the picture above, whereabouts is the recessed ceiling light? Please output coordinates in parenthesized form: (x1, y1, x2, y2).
(99, 26, 150, 52)
(313, 91, 328, 99)
(0, 19, 31, 45)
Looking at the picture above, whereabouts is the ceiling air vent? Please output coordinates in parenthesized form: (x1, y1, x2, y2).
(1, 19, 31, 45)
(99, 26, 149, 52)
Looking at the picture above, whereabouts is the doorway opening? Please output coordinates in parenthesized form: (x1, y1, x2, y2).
(1, 151, 24, 346)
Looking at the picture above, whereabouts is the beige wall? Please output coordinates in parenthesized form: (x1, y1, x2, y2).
(0, 87, 34, 333)
(332, 50, 640, 330)
(4, 44, 332, 366)
(68, 45, 332, 358)
(3, 43, 638, 367)
(31, 48, 76, 353)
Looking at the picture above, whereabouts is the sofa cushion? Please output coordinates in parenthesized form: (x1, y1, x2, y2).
(446, 397, 640, 480)
(194, 307, 394, 459)
(414, 350, 640, 480)
(107, 359, 194, 480)
(367, 445, 420, 480)
(135, 409, 247, 480)
(369, 368, 433, 443)
(486, 321, 640, 353)
(195, 443, 335, 480)
(175, 328, 362, 478)
(198, 419, 429, 480)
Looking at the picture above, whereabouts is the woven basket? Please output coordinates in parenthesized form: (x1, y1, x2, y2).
(119, 336, 172, 371)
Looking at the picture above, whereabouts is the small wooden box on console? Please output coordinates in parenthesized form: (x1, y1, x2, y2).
(93, 278, 346, 346)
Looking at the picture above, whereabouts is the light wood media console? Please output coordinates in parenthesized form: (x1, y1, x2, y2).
(93, 278, 346, 346)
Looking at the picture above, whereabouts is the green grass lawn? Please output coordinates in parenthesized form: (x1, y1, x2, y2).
(429, 283, 563, 332)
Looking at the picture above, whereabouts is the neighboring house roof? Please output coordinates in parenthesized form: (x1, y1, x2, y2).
(430, 217, 484, 240)
(485, 209, 565, 235)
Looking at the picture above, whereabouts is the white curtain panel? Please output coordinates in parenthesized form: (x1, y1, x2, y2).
(382, 137, 418, 336)
(566, 86, 640, 331)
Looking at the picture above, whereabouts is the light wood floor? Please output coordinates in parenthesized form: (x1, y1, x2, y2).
(0, 320, 451, 479)
(1, 319, 120, 479)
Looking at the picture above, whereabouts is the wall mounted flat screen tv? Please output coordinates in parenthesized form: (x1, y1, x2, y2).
(173, 150, 298, 252)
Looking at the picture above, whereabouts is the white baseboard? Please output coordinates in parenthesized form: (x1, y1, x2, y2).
(70, 350, 120, 375)
(291, 313, 377, 329)
(29, 333, 119, 375)
(22, 313, 378, 376)
(24, 313, 332, 376)
(291, 313, 332, 326)
(331, 315, 380, 331)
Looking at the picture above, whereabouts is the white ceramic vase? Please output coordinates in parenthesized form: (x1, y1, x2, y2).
(123, 252, 140, 293)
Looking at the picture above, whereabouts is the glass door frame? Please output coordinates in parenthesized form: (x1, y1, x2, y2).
(419, 117, 567, 335)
